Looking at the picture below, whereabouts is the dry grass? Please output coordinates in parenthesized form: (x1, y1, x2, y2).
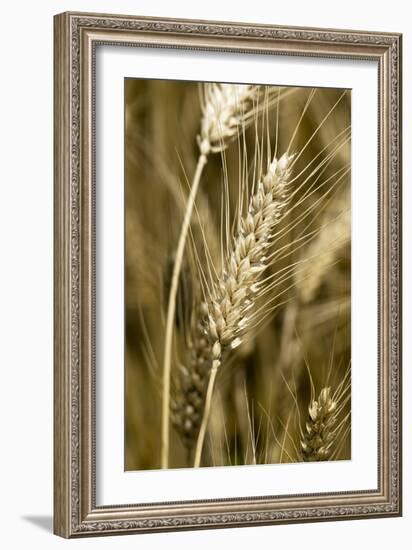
(125, 79, 351, 470)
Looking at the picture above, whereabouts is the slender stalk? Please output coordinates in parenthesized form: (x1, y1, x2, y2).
(161, 153, 207, 469)
(193, 362, 219, 467)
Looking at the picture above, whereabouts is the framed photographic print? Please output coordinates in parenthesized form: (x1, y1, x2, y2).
(53, 11, 402, 537)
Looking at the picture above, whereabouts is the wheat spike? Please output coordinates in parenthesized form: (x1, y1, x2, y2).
(172, 152, 294, 449)
(198, 83, 259, 155)
(206, 152, 294, 365)
(171, 317, 212, 448)
(295, 188, 350, 304)
(300, 387, 337, 462)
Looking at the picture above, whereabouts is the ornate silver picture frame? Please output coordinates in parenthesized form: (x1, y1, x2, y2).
(54, 11, 402, 538)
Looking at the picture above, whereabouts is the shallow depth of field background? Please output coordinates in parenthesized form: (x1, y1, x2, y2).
(124, 79, 351, 471)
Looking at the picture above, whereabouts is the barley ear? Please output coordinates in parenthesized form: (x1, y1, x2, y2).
(176, 151, 295, 466)
(198, 83, 259, 155)
(300, 387, 337, 462)
(295, 188, 351, 304)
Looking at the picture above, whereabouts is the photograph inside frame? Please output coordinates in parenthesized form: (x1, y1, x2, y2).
(124, 79, 351, 471)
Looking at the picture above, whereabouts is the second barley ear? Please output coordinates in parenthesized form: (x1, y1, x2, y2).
(300, 387, 337, 462)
